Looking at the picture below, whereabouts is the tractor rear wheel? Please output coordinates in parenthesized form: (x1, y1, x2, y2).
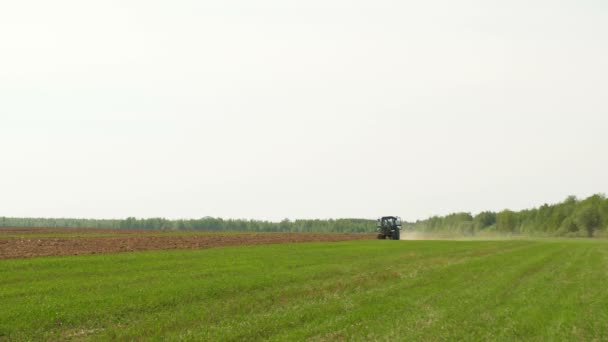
(392, 230, 400, 240)
(377, 234, 385, 239)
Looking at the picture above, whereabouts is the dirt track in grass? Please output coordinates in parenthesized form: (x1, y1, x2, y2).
(0, 228, 375, 259)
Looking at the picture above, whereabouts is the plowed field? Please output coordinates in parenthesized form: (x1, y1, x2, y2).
(0, 228, 374, 259)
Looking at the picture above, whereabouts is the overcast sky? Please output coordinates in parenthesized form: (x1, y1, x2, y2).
(1, 0, 607, 221)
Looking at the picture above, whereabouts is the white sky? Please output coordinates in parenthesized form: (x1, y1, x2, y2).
(1, 0, 607, 221)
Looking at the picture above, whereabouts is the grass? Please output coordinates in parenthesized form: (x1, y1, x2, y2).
(1, 239, 607, 340)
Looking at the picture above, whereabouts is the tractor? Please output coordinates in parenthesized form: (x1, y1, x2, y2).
(377, 216, 401, 240)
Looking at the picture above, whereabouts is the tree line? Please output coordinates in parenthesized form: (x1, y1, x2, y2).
(1, 194, 606, 237)
(0, 216, 375, 233)
(409, 194, 608, 237)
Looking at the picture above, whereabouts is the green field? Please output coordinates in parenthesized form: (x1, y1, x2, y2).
(1, 239, 607, 341)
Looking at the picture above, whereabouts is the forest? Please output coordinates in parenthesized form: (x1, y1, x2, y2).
(1, 194, 607, 237)
(0, 216, 374, 233)
(409, 194, 608, 237)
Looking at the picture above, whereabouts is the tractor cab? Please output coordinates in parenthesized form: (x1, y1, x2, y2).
(376, 216, 402, 240)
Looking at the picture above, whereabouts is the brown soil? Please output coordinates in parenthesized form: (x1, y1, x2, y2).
(0, 228, 375, 259)
(0, 227, 162, 235)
